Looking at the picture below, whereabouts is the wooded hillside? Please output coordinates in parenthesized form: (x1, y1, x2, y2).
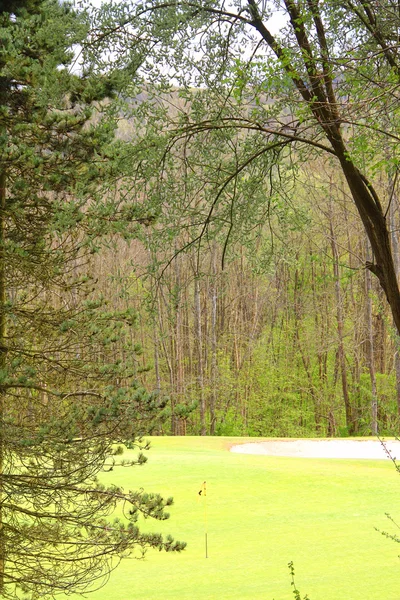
(92, 94, 400, 437)
(81, 0, 400, 438)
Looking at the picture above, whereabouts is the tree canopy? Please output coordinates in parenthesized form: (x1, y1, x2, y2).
(91, 0, 400, 332)
(0, 0, 185, 597)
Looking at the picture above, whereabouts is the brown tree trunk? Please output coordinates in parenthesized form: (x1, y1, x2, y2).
(171, 253, 185, 435)
(329, 200, 354, 434)
(209, 244, 218, 435)
(388, 170, 400, 415)
(249, 2, 400, 336)
(365, 241, 378, 435)
(327, 132, 400, 339)
(193, 271, 206, 435)
(153, 295, 162, 394)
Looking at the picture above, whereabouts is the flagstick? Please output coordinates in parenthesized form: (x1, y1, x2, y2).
(204, 481, 208, 558)
(198, 481, 208, 558)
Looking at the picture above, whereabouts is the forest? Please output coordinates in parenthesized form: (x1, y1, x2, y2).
(99, 135, 400, 439)
(87, 0, 400, 440)
(2, 0, 400, 597)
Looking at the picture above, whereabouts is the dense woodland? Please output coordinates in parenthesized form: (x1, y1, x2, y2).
(95, 139, 400, 438)
(83, 1, 400, 436)
(80, 0, 400, 440)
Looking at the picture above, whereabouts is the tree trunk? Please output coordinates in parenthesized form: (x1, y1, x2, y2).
(153, 296, 162, 393)
(194, 272, 206, 435)
(365, 241, 378, 435)
(388, 170, 400, 415)
(327, 141, 400, 342)
(173, 254, 185, 435)
(248, 0, 400, 335)
(209, 244, 217, 435)
(329, 201, 354, 435)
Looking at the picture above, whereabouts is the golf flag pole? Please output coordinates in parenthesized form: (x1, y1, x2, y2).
(198, 481, 208, 558)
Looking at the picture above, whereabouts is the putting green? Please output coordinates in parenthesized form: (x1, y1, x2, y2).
(69, 437, 400, 599)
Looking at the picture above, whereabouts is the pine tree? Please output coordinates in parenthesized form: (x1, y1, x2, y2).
(0, 1, 185, 598)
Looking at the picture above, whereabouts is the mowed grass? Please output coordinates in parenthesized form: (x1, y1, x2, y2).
(70, 437, 400, 600)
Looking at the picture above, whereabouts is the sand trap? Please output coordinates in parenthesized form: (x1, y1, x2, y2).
(230, 438, 400, 459)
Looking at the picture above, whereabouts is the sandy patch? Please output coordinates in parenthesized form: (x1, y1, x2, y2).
(230, 438, 400, 459)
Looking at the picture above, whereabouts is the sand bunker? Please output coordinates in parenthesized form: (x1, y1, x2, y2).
(230, 438, 400, 459)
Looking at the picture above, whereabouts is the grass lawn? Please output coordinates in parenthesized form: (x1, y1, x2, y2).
(69, 437, 400, 599)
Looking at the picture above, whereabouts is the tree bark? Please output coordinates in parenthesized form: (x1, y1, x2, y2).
(335, 148, 400, 337)
(329, 200, 354, 434)
(173, 254, 185, 435)
(388, 169, 400, 415)
(209, 244, 218, 435)
(153, 297, 162, 394)
(365, 240, 378, 435)
(193, 270, 206, 435)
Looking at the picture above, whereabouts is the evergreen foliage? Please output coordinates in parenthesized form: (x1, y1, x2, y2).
(0, 1, 185, 597)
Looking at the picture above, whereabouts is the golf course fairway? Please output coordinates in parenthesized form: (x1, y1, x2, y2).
(68, 437, 400, 599)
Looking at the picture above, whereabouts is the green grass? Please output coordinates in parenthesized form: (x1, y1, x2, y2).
(70, 437, 400, 599)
